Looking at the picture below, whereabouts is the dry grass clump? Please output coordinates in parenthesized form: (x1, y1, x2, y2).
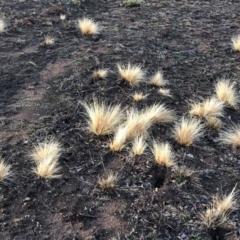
(0, 19, 5, 33)
(30, 140, 61, 163)
(30, 140, 62, 179)
(152, 141, 175, 167)
(110, 109, 149, 151)
(205, 117, 222, 129)
(92, 69, 108, 80)
(199, 186, 238, 229)
(110, 104, 175, 151)
(202, 97, 224, 118)
(109, 126, 129, 152)
(132, 136, 147, 156)
(150, 71, 167, 86)
(117, 63, 145, 86)
(44, 36, 55, 46)
(159, 88, 172, 97)
(173, 117, 204, 146)
(172, 166, 200, 187)
(81, 100, 124, 136)
(219, 125, 240, 148)
(33, 158, 61, 179)
(215, 79, 239, 109)
(124, 108, 151, 139)
(189, 102, 204, 117)
(144, 103, 175, 124)
(190, 97, 224, 119)
(231, 35, 240, 51)
(0, 158, 12, 182)
(78, 18, 99, 36)
(98, 172, 117, 192)
(132, 92, 148, 101)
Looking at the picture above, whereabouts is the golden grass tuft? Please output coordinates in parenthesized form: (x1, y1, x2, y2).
(150, 71, 167, 86)
(144, 103, 175, 124)
(219, 125, 240, 147)
(0, 19, 5, 33)
(132, 92, 148, 102)
(173, 117, 204, 146)
(110, 109, 150, 151)
(117, 63, 145, 86)
(33, 157, 61, 179)
(78, 18, 99, 36)
(0, 158, 12, 182)
(81, 100, 124, 136)
(124, 108, 151, 139)
(132, 135, 147, 156)
(215, 79, 239, 109)
(200, 186, 237, 229)
(109, 126, 128, 152)
(152, 141, 175, 167)
(159, 88, 172, 97)
(189, 102, 204, 117)
(231, 34, 240, 51)
(60, 14, 66, 21)
(205, 117, 222, 129)
(92, 69, 108, 80)
(44, 36, 55, 46)
(98, 172, 117, 192)
(110, 104, 175, 151)
(30, 140, 62, 179)
(190, 97, 224, 119)
(30, 140, 61, 163)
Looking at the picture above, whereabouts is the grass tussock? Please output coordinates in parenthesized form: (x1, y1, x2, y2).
(152, 141, 175, 167)
(92, 69, 108, 80)
(30, 140, 62, 179)
(189, 102, 204, 117)
(215, 79, 239, 109)
(219, 125, 240, 147)
(200, 186, 238, 229)
(109, 126, 128, 152)
(110, 104, 175, 151)
(190, 97, 224, 119)
(231, 35, 240, 51)
(30, 140, 61, 163)
(173, 117, 204, 146)
(44, 36, 54, 46)
(98, 172, 117, 192)
(144, 103, 175, 124)
(150, 71, 167, 86)
(110, 109, 150, 151)
(172, 166, 200, 187)
(81, 100, 124, 136)
(206, 117, 222, 129)
(78, 18, 99, 36)
(132, 92, 148, 101)
(0, 19, 5, 33)
(159, 88, 172, 97)
(33, 157, 61, 179)
(117, 63, 145, 86)
(132, 135, 147, 156)
(0, 158, 12, 182)
(124, 108, 151, 139)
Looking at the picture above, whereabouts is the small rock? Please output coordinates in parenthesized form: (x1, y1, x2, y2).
(180, 233, 186, 239)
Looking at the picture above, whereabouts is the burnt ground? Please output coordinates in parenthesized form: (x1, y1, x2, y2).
(0, 0, 240, 239)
